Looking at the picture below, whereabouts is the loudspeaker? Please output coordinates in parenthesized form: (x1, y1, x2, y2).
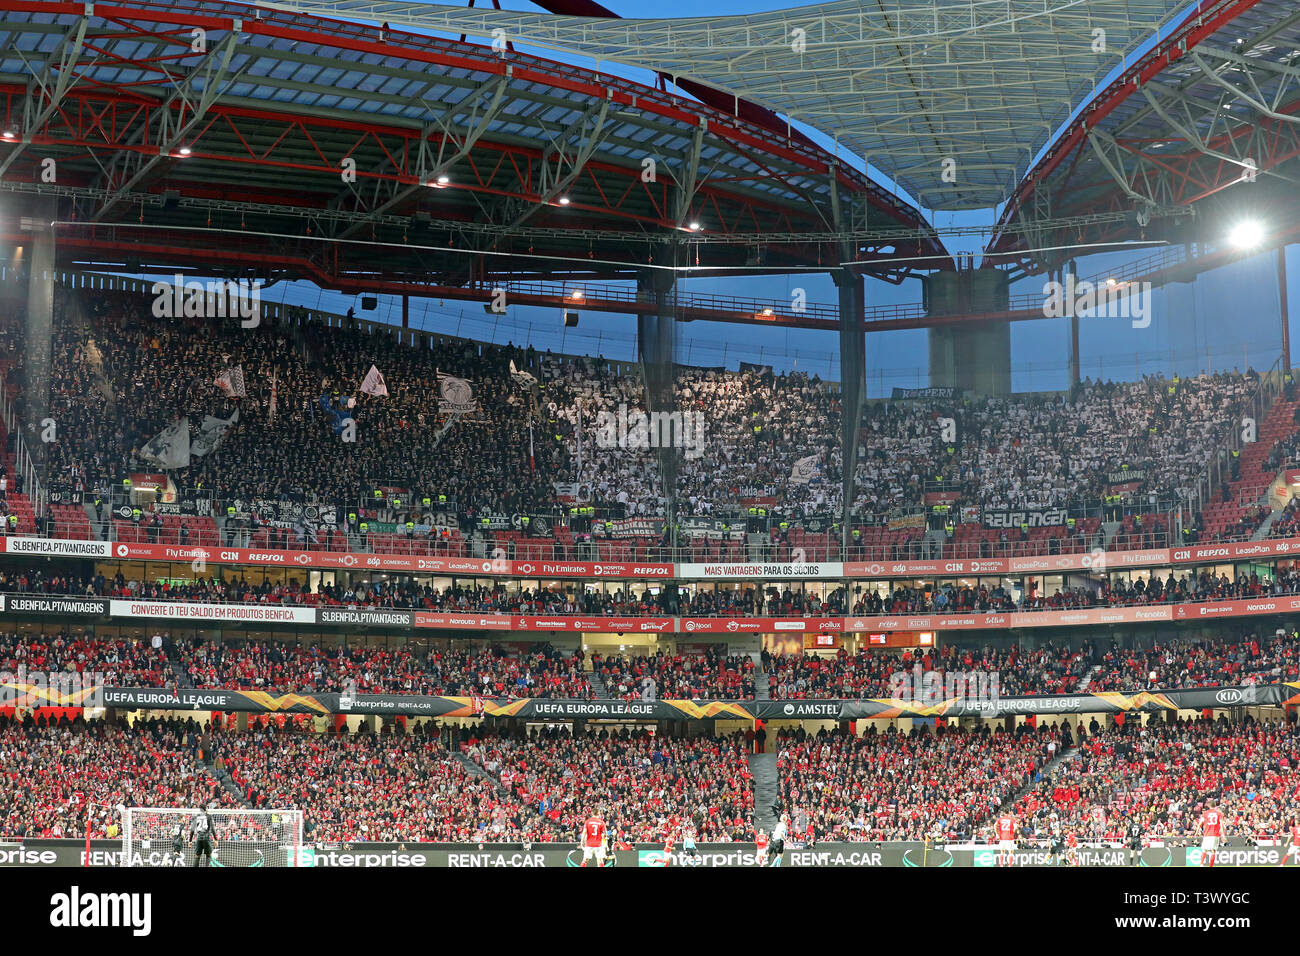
(162, 190, 180, 210)
(563, 310, 579, 327)
(360, 296, 377, 310)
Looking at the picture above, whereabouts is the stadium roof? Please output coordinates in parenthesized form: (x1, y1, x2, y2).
(989, 0, 1300, 277)
(274, 0, 1194, 210)
(0, 0, 946, 287)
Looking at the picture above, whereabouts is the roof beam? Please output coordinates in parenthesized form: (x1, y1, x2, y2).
(92, 28, 246, 221)
(335, 71, 512, 238)
(492, 94, 612, 230)
(0, 13, 90, 179)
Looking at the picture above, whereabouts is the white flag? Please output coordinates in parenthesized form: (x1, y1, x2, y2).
(509, 359, 537, 387)
(790, 454, 821, 485)
(437, 371, 477, 413)
(360, 364, 388, 397)
(215, 365, 246, 398)
(140, 418, 191, 469)
(191, 407, 239, 458)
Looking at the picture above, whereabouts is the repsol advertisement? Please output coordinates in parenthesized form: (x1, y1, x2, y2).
(8, 840, 1292, 867)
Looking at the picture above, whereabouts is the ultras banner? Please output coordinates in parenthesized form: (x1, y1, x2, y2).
(9, 840, 1294, 867)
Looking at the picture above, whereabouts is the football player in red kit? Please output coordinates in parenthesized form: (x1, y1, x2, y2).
(580, 812, 607, 868)
(995, 813, 1017, 867)
(1199, 802, 1223, 868)
(1065, 830, 1079, 867)
(1280, 818, 1300, 867)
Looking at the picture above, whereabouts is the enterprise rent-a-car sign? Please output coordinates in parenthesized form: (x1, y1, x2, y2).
(6, 841, 1293, 867)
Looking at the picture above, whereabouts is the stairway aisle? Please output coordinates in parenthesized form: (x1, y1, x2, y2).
(748, 752, 780, 832)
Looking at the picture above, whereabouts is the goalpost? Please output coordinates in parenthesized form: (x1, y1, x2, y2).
(120, 808, 304, 867)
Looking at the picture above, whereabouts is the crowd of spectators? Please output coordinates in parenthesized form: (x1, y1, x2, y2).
(42, 288, 562, 512)
(25, 285, 1282, 555)
(853, 374, 1257, 517)
(774, 724, 1062, 841)
(543, 354, 663, 517)
(1013, 716, 1300, 841)
(0, 715, 760, 844)
(673, 367, 840, 518)
(1088, 629, 1300, 691)
(593, 648, 757, 700)
(467, 726, 756, 842)
(213, 723, 537, 842)
(844, 565, 1300, 618)
(763, 642, 1092, 699)
(0, 630, 170, 686)
(179, 640, 593, 699)
(1270, 496, 1300, 539)
(1, 615, 1293, 702)
(0, 714, 233, 838)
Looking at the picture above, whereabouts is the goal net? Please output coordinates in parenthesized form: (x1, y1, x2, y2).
(120, 808, 304, 867)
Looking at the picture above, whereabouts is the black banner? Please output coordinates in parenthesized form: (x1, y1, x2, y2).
(98, 686, 334, 714)
(229, 499, 336, 526)
(0, 684, 1286, 719)
(1106, 469, 1146, 484)
(753, 699, 847, 720)
(891, 387, 961, 400)
(0, 595, 109, 616)
(799, 514, 836, 534)
(152, 498, 213, 518)
(513, 514, 554, 537)
(597, 517, 665, 539)
(679, 517, 744, 540)
(837, 684, 1287, 719)
(316, 608, 414, 628)
(982, 507, 1069, 529)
